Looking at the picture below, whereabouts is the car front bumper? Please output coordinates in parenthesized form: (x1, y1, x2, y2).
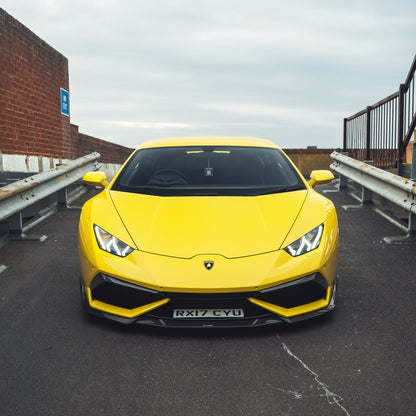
(81, 274, 337, 328)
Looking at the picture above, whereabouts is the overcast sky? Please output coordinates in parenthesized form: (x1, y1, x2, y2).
(2, 0, 415, 149)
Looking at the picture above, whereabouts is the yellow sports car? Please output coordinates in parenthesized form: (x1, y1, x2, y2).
(79, 137, 338, 327)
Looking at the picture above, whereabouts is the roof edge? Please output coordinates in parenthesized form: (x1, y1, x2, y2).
(137, 136, 280, 149)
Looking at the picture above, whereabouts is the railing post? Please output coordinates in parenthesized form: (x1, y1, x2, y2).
(9, 212, 23, 237)
(409, 213, 416, 235)
(339, 151, 349, 189)
(343, 118, 347, 152)
(412, 136, 416, 180)
(366, 106, 371, 161)
(397, 83, 405, 171)
(361, 161, 374, 204)
(384, 212, 416, 244)
(57, 187, 68, 209)
(8, 212, 47, 241)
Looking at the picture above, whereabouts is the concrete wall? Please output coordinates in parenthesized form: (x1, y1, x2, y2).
(0, 152, 123, 182)
(284, 148, 335, 176)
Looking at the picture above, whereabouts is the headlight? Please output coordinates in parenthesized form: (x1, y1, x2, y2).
(284, 224, 323, 257)
(93, 225, 134, 257)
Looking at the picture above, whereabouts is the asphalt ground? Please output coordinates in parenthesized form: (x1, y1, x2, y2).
(0, 182, 415, 416)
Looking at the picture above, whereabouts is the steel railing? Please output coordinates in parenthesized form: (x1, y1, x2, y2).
(330, 151, 416, 243)
(0, 152, 100, 241)
(343, 54, 416, 170)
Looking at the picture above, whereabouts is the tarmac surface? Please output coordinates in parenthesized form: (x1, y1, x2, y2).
(0, 182, 415, 416)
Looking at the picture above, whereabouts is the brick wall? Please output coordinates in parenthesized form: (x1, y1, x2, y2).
(0, 8, 71, 158)
(0, 8, 134, 166)
(70, 124, 133, 164)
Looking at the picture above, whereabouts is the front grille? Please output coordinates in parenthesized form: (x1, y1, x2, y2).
(254, 273, 328, 308)
(90, 272, 328, 314)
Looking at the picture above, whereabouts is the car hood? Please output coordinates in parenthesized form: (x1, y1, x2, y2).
(109, 190, 308, 259)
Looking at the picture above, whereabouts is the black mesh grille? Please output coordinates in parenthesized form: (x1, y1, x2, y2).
(90, 273, 328, 313)
(90, 275, 163, 309)
(255, 273, 328, 308)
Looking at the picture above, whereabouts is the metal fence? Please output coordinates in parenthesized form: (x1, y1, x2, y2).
(343, 55, 416, 170)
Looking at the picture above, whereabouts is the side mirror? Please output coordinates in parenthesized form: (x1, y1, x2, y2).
(83, 171, 108, 188)
(308, 170, 334, 188)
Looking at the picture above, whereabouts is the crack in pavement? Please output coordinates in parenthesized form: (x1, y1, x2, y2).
(279, 337, 351, 416)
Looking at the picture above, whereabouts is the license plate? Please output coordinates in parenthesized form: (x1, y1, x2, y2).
(173, 309, 244, 318)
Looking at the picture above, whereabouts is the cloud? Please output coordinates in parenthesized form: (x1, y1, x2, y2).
(103, 121, 193, 129)
(199, 102, 345, 128)
(2, 0, 415, 149)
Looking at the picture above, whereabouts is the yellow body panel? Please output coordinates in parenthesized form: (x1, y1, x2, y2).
(249, 295, 331, 318)
(137, 136, 280, 150)
(109, 190, 307, 258)
(85, 288, 170, 318)
(79, 136, 339, 323)
(79, 191, 337, 306)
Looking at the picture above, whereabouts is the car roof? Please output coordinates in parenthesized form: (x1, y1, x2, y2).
(136, 137, 281, 150)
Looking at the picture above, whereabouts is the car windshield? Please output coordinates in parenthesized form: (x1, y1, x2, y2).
(111, 146, 306, 196)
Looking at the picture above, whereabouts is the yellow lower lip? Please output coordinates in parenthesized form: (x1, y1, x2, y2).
(248, 285, 334, 318)
(86, 287, 170, 319)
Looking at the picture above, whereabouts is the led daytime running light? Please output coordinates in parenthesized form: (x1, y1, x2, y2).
(284, 224, 323, 257)
(93, 225, 133, 257)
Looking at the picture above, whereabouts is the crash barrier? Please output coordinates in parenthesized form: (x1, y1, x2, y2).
(0, 152, 100, 242)
(330, 151, 416, 244)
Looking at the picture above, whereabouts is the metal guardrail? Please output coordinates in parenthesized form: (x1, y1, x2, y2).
(330, 151, 416, 244)
(0, 152, 100, 241)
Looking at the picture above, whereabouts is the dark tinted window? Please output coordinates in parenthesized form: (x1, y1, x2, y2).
(111, 146, 305, 196)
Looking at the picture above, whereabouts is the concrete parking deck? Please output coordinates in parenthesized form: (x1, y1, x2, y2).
(0, 183, 415, 416)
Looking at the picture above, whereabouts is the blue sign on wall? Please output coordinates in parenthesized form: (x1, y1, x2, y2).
(60, 88, 69, 116)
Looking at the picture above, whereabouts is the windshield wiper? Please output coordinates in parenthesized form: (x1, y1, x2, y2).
(251, 185, 305, 196)
(189, 192, 219, 196)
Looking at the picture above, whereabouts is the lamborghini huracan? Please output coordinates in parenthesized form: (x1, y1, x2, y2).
(79, 137, 338, 327)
